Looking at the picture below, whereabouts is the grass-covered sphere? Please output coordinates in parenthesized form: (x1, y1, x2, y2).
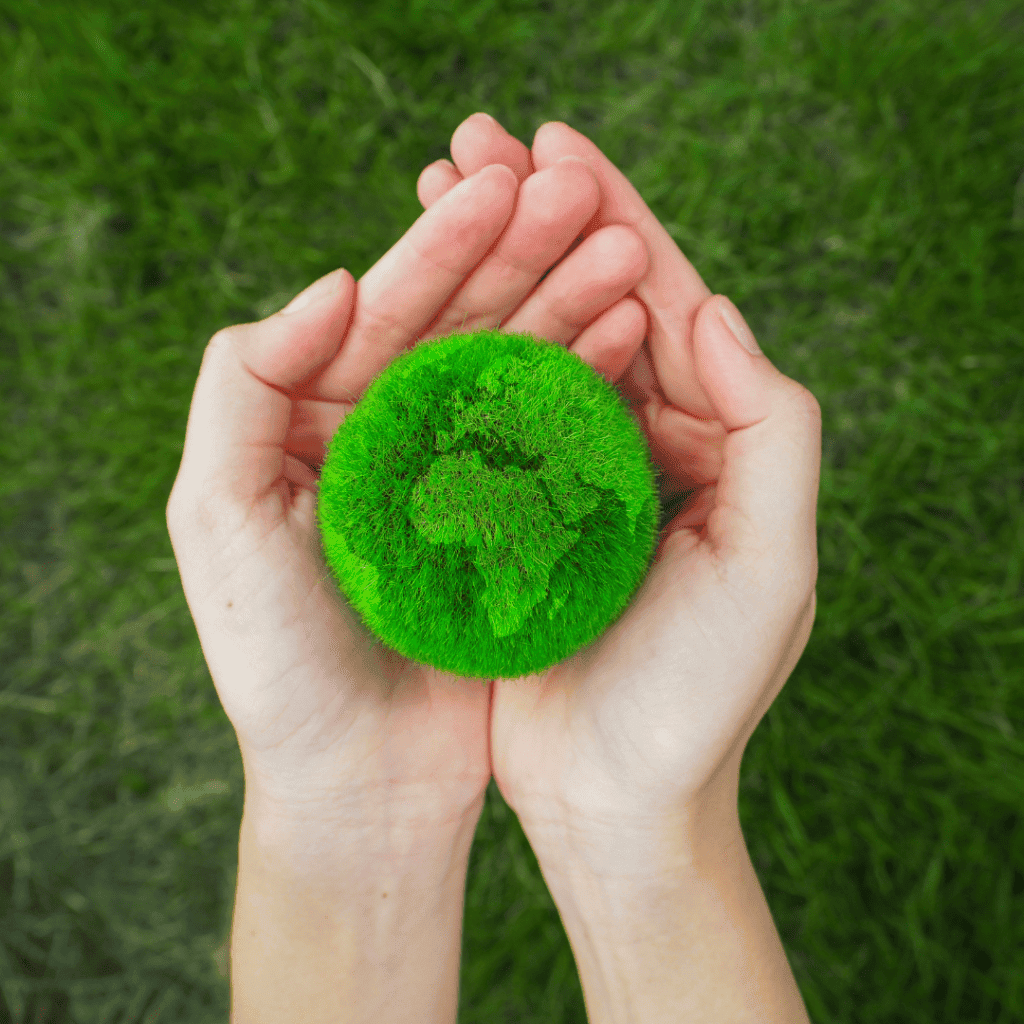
(316, 328, 660, 680)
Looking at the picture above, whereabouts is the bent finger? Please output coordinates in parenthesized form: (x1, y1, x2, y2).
(313, 163, 519, 403)
(501, 223, 648, 345)
(169, 269, 356, 515)
(418, 157, 601, 340)
(418, 114, 534, 210)
(567, 294, 648, 386)
(531, 121, 716, 418)
(450, 112, 534, 185)
(417, 158, 463, 208)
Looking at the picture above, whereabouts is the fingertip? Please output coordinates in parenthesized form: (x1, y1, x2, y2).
(327, 266, 357, 310)
(533, 120, 573, 146)
(418, 158, 462, 208)
(451, 113, 534, 183)
(532, 121, 590, 168)
(549, 154, 601, 197)
(480, 160, 520, 181)
(463, 111, 500, 135)
(476, 161, 521, 201)
(437, 161, 519, 223)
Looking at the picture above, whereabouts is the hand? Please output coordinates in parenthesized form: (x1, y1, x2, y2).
(165, 132, 651, 847)
(419, 115, 822, 873)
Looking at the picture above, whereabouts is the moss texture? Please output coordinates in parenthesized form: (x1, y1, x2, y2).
(316, 328, 660, 679)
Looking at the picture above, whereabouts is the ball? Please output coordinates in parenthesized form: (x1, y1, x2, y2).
(316, 328, 660, 680)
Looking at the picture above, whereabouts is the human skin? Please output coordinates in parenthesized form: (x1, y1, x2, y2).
(418, 114, 820, 1022)
(417, 111, 821, 862)
(166, 95, 819, 1018)
(166, 141, 653, 1020)
(166, 152, 651, 827)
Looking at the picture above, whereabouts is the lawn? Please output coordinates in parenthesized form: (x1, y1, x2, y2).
(1, 0, 1022, 1021)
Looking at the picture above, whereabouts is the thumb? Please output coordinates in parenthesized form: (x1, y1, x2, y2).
(690, 294, 822, 596)
(172, 268, 356, 515)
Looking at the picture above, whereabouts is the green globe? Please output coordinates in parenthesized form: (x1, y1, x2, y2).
(316, 327, 660, 680)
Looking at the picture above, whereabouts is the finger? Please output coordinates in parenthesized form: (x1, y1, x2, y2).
(169, 268, 356, 513)
(653, 484, 719, 560)
(418, 157, 601, 340)
(683, 294, 822, 598)
(501, 223, 649, 346)
(530, 121, 716, 418)
(417, 113, 533, 210)
(642, 400, 727, 491)
(613, 340, 725, 493)
(449, 112, 534, 186)
(280, 394, 347, 472)
(312, 163, 519, 404)
(566, 294, 649, 386)
(417, 158, 463, 208)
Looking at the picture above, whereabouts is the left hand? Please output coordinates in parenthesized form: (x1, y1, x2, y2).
(166, 120, 651, 843)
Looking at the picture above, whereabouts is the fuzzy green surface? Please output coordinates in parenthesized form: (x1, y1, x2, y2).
(317, 328, 659, 679)
(2, 1, 1023, 1022)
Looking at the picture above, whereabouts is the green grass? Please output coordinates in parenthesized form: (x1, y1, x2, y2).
(1, 0, 1021, 1020)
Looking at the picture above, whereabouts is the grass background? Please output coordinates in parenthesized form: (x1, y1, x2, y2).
(1, 0, 1022, 1020)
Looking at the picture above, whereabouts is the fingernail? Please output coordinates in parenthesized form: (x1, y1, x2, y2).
(480, 112, 500, 128)
(718, 296, 761, 356)
(280, 270, 341, 315)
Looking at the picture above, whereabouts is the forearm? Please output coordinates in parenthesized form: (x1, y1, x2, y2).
(229, 797, 480, 1024)
(532, 802, 811, 1024)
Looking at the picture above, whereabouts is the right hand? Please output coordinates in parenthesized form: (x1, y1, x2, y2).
(419, 115, 822, 877)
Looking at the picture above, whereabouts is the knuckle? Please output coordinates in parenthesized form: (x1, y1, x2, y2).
(783, 382, 823, 429)
(209, 325, 242, 351)
(796, 384, 822, 419)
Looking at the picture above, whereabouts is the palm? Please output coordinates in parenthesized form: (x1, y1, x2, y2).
(483, 206, 731, 832)
(419, 116, 768, 837)
(485, 336, 727, 825)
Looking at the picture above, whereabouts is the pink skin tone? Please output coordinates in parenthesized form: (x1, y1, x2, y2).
(418, 116, 821, 871)
(166, 112, 821, 879)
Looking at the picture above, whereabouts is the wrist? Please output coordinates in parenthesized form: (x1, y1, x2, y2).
(530, 792, 745, 929)
(520, 799, 810, 1024)
(230, 795, 482, 1024)
(515, 771, 744, 899)
(240, 771, 486, 879)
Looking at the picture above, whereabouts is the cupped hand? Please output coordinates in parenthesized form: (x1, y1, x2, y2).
(419, 114, 822, 874)
(165, 135, 651, 844)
